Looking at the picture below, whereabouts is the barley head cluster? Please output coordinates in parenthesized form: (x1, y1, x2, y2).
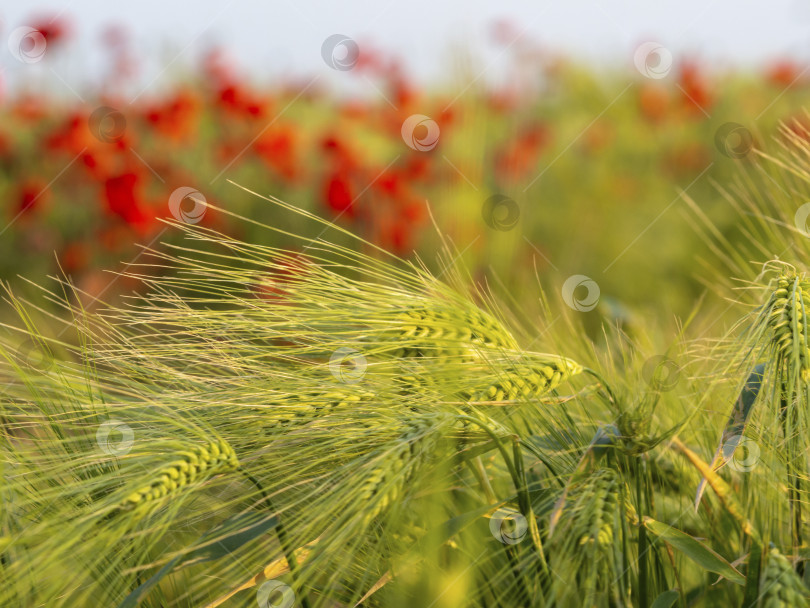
(120, 440, 239, 510)
(766, 274, 810, 382)
(759, 546, 809, 608)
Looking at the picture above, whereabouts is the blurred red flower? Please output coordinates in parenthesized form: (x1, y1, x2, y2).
(767, 60, 803, 88)
(18, 181, 48, 214)
(28, 16, 71, 46)
(324, 170, 355, 216)
(102, 172, 155, 234)
(217, 83, 270, 118)
(678, 62, 713, 117)
(145, 88, 201, 142)
(638, 84, 670, 123)
(254, 126, 298, 180)
(494, 123, 550, 182)
(60, 241, 89, 274)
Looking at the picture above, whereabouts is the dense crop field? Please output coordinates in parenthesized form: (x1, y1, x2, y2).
(6, 14, 810, 608)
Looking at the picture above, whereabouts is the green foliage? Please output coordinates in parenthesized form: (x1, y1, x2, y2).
(7, 127, 810, 606)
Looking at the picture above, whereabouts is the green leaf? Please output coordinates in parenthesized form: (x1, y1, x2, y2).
(455, 439, 500, 462)
(695, 364, 765, 509)
(742, 540, 763, 608)
(118, 511, 279, 608)
(643, 517, 745, 586)
(673, 438, 759, 542)
(439, 500, 508, 540)
(651, 589, 680, 608)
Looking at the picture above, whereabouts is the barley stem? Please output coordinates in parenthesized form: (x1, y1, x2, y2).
(240, 468, 312, 608)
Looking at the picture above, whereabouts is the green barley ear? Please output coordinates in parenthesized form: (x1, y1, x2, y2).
(573, 469, 619, 548)
(759, 546, 809, 607)
(550, 468, 626, 605)
(764, 273, 810, 382)
(462, 355, 582, 403)
(265, 388, 377, 430)
(355, 416, 446, 525)
(119, 439, 239, 512)
(383, 301, 519, 362)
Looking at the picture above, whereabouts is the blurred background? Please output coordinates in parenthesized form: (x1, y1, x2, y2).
(2, 0, 810, 329)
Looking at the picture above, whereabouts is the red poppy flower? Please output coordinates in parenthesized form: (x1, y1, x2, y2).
(217, 83, 270, 118)
(102, 172, 154, 233)
(324, 170, 355, 216)
(60, 242, 89, 274)
(254, 126, 298, 180)
(638, 84, 670, 123)
(767, 60, 802, 88)
(145, 88, 201, 142)
(678, 61, 713, 117)
(28, 16, 71, 46)
(18, 181, 48, 214)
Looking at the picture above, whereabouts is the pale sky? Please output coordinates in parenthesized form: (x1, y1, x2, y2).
(2, 0, 810, 93)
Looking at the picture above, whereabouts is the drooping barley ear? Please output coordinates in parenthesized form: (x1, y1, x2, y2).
(759, 546, 809, 607)
(763, 274, 810, 565)
(462, 356, 583, 403)
(573, 469, 620, 549)
(384, 304, 518, 360)
(267, 389, 376, 429)
(356, 417, 444, 525)
(765, 274, 810, 382)
(119, 439, 239, 511)
(550, 468, 624, 605)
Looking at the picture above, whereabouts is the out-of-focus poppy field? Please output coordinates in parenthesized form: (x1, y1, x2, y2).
(4, 14, 809, 318)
